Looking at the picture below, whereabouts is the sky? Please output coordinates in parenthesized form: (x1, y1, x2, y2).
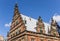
(0, 0, 60, 38)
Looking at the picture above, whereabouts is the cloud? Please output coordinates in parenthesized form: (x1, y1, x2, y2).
(53, 14, 60, 22)
(52, 13, 60, 25)
(5, 22, 11, 27)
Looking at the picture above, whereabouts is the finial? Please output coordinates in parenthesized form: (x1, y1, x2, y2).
(51, 17, 57, 23)
(51, 17, 54, 21)
(14, 3, 20, 15)
(51, 17, 57, 26)
(38, 16, 42, 21)
(38, 16, 41, 19)
(14, 2, 19, 11)
(15, 2, 18, 9)
(15, 3, 18, 7)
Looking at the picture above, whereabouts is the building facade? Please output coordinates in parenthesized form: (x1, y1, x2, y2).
(7, 4, 60, 41)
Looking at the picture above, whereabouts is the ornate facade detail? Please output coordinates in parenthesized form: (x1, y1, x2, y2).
(36, 16, 45, 33)
(7, 4, 60, 41)
(7, 3, 26, 41)
(50, 18, 59, 36)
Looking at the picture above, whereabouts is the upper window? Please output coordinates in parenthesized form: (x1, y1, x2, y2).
(16, 30, 20, 35)
(16, 20, 19, 25)
(14, 15, 18, 20)
(40, 30, 43, 33)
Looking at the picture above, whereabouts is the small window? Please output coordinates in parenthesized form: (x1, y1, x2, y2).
(24, 20, 27, 24)
(40, 39, 43, 41)
(54, 33, 56, 36)
(40, 27, 43, 33)
(16, 20, 19, 25)
(40, 27, 42, 29)
(31, 38, 35, 41)
(48, 40, 50, 41)
(18, 39, 21, 41)
(21, 38, 24, 41)
(11, 35, 13, 38)
(13, 33, 15, 37)
(16, 30, 20, 35)
(40, 29, 43, 33)
(16, 32, 17, 35)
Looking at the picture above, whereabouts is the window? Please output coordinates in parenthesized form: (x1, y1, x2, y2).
(11, 35, 13, 38)
(40, 27, 43, 33)
(16, 20, 19, 25)
(14, 15, 18, 20)
(31, 38, 35, 41)
(16, 30, 20, 35)
(40, 39, 43, 41)
(13, 33, 15, 37)
(16, 32, 17, 35)
(54, 33, 56, 36)
(21, 38, 24, 41)
(40, 27, 42, 29)
(48, 40, 50, 41)
(40, 30, 43, 33)
(18, 39, 21, 41)
(24, 20, 27, 24)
